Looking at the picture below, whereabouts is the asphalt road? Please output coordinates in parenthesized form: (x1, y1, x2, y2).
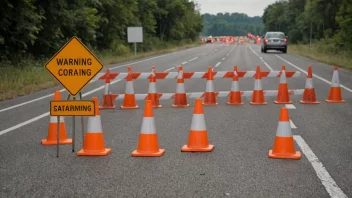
(0, 42, 351, 198)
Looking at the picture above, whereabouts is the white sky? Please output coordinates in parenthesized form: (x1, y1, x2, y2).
(195, 0, 278, 17)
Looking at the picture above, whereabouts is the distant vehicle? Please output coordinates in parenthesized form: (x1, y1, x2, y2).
(261, 32, 287, 53)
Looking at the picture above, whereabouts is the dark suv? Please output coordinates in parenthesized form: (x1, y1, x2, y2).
(261, 32, 287, 53)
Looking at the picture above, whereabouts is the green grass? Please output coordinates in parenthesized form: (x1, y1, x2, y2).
(288, 44, 352, 70)
(0, 42, 202, 101)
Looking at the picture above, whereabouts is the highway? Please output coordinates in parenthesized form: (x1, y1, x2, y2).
(0, 42, 351, 197)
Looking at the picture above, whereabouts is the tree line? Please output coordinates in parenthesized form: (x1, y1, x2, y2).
(0, 0, 203, 65)
(262, 0, 352, 50)
(201, 13, 264, 36)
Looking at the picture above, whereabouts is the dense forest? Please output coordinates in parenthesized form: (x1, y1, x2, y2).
(201, 13, 264, 36)
(262, 0, 352, 50)
(0, 0, 203, 65)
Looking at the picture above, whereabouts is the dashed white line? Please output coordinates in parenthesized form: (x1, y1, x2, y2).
(222, 58, 225, 61)
(164, 67, 175, 72)
(0, 67, 175, 136)
(285, 104, 296, 109)
(226, 53, 229, 56)
(293, 135, 348, 198)
(215, 62, 221, 67)
(248, 46, 274, 71)
(189, 57, 198, 62)
(214, 49, 218, 51)
(181, 61, 188, 65)
(275, 55, 352, 93)
(289, 120, 297, 129)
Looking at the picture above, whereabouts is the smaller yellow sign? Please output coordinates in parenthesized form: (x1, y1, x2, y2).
(50, 100, 95, 116)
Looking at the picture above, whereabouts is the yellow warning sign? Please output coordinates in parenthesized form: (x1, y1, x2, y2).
(50, 101, 95, 116)
(45, 36, 103, 96)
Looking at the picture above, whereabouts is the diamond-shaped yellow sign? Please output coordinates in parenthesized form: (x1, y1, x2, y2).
(45, 36, 103, 96)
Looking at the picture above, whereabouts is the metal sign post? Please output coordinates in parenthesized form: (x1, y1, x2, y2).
(127, 27, 143, 57)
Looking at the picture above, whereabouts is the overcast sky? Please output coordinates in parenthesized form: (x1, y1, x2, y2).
(195, 0, 278, 17)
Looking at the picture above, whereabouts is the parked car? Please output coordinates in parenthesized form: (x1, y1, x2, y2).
(261, 32, 287, 53)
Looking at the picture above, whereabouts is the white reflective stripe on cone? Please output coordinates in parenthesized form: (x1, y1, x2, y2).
(254, 79, 262, 90)
(86, 116, 103, 133)
(148, 82, 157, 93)
(176, 83, 186, 93)
(280, 70, 287, 83)
(50, 116, 64, 123)
(125, 81, 134, 94)
(305, 78, 313, 89)
(177, 71, 183, 79)
(275, 121, 292, 137)
(140, 117, 156, 134)
(331, 70, 340, 87)
(190, 114, 206, 131)
(206, 80, 214, 92)
(104, 83, 109, 94)
(231, 81, 239, 91)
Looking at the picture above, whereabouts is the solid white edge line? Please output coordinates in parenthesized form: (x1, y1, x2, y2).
(293, 135, 348, 198)
(275, 55, 352, 93)
(0, 67, 175, 136)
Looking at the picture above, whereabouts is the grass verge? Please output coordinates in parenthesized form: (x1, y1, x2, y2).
(0, 42, 203, 101)
(288, 44, 352, 70)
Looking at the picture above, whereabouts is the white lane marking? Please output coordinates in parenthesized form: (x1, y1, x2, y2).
(222, 58, 225, 61)
(204, 53, 209, 56)
(248, 46, 274, 71)
(189, 57, 198, 62)
(285, 104, 296, 109)
(226, 53, 229, 56)
(181, 61, 188, 65)
(289, 120, 297, 129)
(0, 67, 175, 136)
(215, 62, 221, 68)
(164, 67, 174, 72)
(293, 135, 348, 198)
(275, 55, 352, 93)
(214, 49, 218, 51)
(0, 47, 202, 113)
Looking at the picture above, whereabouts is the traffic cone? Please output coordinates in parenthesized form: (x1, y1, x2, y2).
(99, 69, 118, 109)
(268, 108, 301, 160)
(121, 71, 139, 109)
(182, 98, 214, 152)
(227, 66, 243, 105)
(203, 66, 218, 106)
(300, 66, 320, 104)
(132, 100, 165, 157)
(77, 97, 111, 156)
(147, 66, 162, 108)
(274, 65, 292, 104)
(173, 66, 189, 108)
(325, 66, 346, 103)
(250, 66, 267, 105)
(42, 91, 72, 145)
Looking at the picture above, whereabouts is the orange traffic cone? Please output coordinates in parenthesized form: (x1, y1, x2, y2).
(173, 66, 189, 108)
(274, 65, 292, 104)
(181, 98, 214, 152)
(300, 66, 320, 104)
(121, 71, 139, 109)
(268, 108, 301, 160)
(325, 66, 346, 103)
(203, 66, 218, 106)
(99, 69, 118, 109)
(250, 66, 267, 105)
(77, 97, 111, 156)
(147, 66, 162, 108)
(42, 90, 72, 145)
(227, 66, 243, 105)
(132, 100, 165, 157)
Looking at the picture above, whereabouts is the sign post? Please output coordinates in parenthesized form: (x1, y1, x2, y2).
(127, 27, 143, 56)
(45, 36, 103, 157)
